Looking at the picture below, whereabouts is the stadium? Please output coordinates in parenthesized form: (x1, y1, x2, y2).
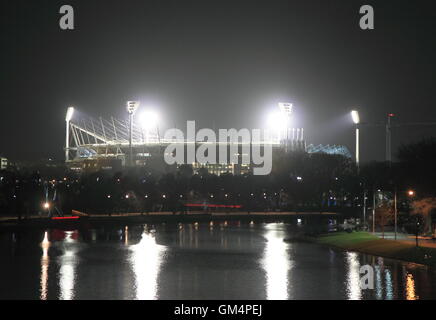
(64, 103, 351, 174)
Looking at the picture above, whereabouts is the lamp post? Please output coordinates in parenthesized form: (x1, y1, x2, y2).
(393, 189, 416, 241)
(363, 190, 367, 230)
(351, 110, 360, 170)
(65, 107, 75, 162)
(126, 101, 140, 167)
(406, 189, 418, 246)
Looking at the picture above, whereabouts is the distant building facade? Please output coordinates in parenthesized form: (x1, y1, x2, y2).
(0, 157, 7, 170)
(63, 109, 351, 175)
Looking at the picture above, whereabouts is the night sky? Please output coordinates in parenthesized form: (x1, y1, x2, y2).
(1, 0, 435, 162)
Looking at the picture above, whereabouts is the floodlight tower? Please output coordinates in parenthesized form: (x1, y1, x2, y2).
(351, 110, 360, 170)
(126, 101, 140, 166)
(65, 107, 75, 162)
(278, 102, 293, 152)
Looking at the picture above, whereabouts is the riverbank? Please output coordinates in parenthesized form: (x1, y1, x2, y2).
(310, 231, 436, 267)
(0, 211, 338, 230)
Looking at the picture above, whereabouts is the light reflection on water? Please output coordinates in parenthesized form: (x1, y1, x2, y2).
(345, 252, 362, 300)
(40, 231, 50, 300)
(385, 269, 393, 300)
(3, 222, 433, 299)
(406, 273, 418, 300)
(129, 228, 165, 300)
(58, 231, 79, 300)
(262, 223, 292, 300)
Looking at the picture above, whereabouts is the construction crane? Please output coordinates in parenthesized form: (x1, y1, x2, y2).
(358, 113, 436, 162)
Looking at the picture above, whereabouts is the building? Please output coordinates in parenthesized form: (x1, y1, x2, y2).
(64, 108, 307, 175)
(63, 107, 352, 175)
(0, 156, 8, 170)
(306, 144, 352, 158)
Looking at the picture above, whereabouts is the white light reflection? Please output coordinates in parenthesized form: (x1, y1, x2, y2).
(262, 224, 291, 300)
(345, 252, 362, 300)
(59, 231, 79, 300)
(385, 269, 393, 300)
(375, 265, 383, 299)
(129, 229, 165, 300)
(375, 257, 384, 299)
(40, 231, 50, 300)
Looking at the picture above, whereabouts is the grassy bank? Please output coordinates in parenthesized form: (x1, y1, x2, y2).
(314, 232, 436, 267)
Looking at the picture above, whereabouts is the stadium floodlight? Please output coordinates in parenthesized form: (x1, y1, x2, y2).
(267, 111, 288, 143)
(351, 110, 360, 124)
(65, 106, 75, 121)
(126, 101, 140, 115)
(278, 102, 293, 116)
(350, 110, 360, 170)
(139, 110, 159, 129)
(126, 101, 140, 166)
(65, 107, 75, 162)
(267, 112, 288, 130)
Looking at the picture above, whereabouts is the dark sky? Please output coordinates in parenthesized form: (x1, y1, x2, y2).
(1, 0, 435, 162)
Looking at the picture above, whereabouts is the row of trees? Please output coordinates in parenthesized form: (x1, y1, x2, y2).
(0, 150, 360, 216)
(1, 138, 436, 233)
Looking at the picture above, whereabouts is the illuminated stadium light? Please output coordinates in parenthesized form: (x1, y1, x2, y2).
(278, 102, 293, 116)
(351, 110, 360, 124)
(65, 107, 75, 162)
(139, 110, 159, 130)
(126, 101, 140, 115)
(350, 110, 360, 169)
(65, 107, 75, 121)
(267, 112, 288, 131)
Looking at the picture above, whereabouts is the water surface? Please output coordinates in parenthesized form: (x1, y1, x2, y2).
(0, 222, 435, 300)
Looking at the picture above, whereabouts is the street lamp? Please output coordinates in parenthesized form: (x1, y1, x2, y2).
(351, 110, 360, 170)
(393, 189, 416, 241)
(126, 101, 140, 166)
(65, 107, 75, 162)
(43, 201, 50, 216)
(406, 189, 419, 246)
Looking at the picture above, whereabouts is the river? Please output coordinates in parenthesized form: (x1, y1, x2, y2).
(0, 222, 435, 300)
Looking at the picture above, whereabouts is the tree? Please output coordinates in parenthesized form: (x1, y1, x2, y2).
(397, 138, 436, 197)
(375, 202, 395, 238)
(410, 198, 436, 235)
